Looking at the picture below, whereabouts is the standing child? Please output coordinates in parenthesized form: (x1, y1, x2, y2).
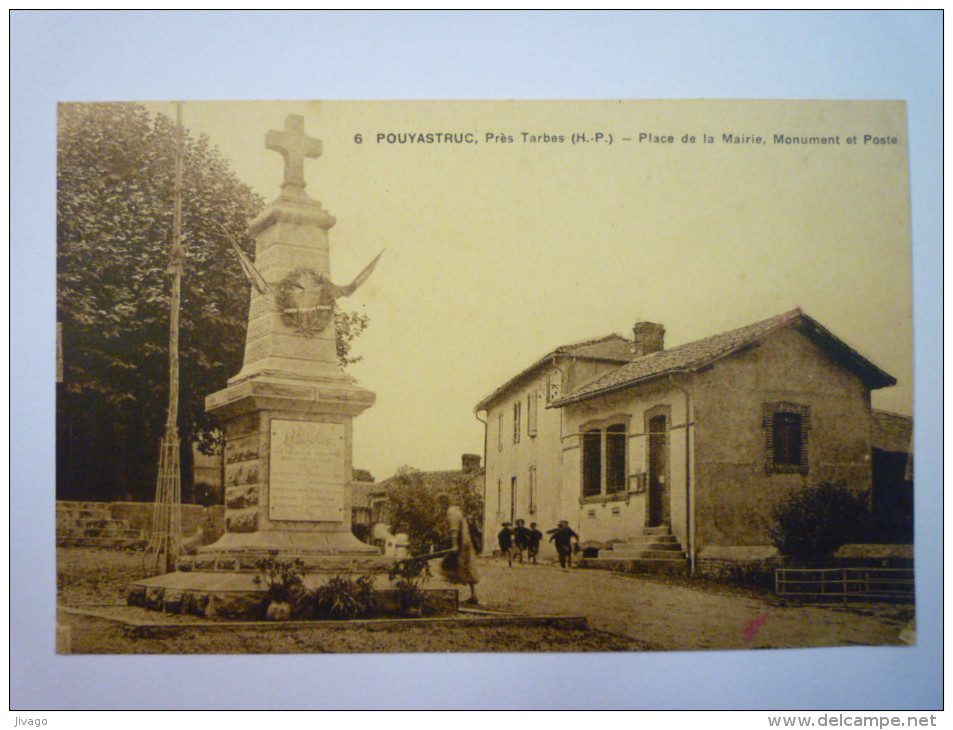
(527, 522, 543, 564)
(548, 520, 579, 569)
(513, 518, 531, 563)
(497, 522, 514, 566)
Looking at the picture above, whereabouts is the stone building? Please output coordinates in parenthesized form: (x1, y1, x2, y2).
(474, 333, 640, 558)
(475, 309, 901, 570)
(349, 479, 377, 543)
(871, 409, 914, 542)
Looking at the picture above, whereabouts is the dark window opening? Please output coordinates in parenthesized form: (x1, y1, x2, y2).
(773, 412, 802, 466)
(582, 429, 602, 497)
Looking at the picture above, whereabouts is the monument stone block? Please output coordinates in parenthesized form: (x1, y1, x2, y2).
(268, 419, 347, 522)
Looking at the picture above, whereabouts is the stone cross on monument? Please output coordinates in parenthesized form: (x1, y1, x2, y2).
(265, 114, 322, 194)
(128, 114, 388, 618)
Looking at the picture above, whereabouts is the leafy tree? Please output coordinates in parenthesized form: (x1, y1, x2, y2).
(351, 467, 375, 483)
(334, 308, 369, 367)
(768, 481, 873, 564)
(56, 102, 367, 503)
(385, 466, 483, 555)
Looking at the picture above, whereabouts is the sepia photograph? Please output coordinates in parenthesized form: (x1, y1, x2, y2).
(54, 99, 914, 655)
(12, 10, 940, 712)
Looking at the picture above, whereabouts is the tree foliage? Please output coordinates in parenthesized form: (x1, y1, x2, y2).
(56, 102, 367, 502)
(385, 467, 484, 555)
(768, 481, 873, 563)
(334, 308, 369, 367)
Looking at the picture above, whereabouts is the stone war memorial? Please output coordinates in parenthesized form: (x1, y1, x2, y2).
(128, 115, 392, 618)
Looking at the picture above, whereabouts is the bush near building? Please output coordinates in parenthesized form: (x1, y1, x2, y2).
(768, 481, 873, 564)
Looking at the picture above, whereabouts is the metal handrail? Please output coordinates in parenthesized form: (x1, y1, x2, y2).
(776, 567, 914, 604)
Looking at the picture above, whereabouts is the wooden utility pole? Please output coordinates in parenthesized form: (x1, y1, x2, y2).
(144, 101, 185, 575)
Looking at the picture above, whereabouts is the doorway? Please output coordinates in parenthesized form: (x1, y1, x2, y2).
(647, 413, 670, 527)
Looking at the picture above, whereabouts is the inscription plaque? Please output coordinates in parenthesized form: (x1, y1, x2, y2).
(269, 419, 346, 522)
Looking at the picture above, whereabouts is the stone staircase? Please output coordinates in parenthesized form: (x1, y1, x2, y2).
(56, 501, 146, 548)
(580, 526, 689, 575)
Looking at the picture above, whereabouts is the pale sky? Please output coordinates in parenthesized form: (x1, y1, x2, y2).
(143, 99, 913, 481)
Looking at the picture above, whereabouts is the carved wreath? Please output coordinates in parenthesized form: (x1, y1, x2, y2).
(274, 267, 335, 337)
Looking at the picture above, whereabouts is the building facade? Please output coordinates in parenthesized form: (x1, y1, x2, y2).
(474, 335, 638, 558)
(475, 309, 901, 567)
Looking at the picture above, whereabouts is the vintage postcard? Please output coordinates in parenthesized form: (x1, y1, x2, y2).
(55, 99, 913, 655)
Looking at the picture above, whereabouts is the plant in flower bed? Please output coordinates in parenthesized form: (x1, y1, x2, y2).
(249, 554, 438, 621)
(253, 553, 307, 620)
(388, 559, 431, 616)
(311, 574, 380, 620)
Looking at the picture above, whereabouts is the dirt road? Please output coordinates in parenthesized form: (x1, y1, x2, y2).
(432, 558, 912, 651)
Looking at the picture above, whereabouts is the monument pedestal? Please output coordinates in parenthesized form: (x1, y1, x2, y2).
(128, 116, 397, 619)
(128, 369, 392, 617)
(190, 369, 387, 567)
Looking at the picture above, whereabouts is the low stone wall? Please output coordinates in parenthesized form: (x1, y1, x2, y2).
(580, 556, 689, 576)
(695, 546, 781, 584)
(832, 543, 914, 568)
(58, 501, 225, 544)
(109, 502, 224, 541)
(695, 544, 915, 581)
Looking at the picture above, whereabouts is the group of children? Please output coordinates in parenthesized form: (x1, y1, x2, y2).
(436, 509, 582, 606)
(496, 518, 580, 568)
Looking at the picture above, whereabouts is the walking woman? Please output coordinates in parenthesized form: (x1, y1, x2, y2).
(440, 505, 480, 604)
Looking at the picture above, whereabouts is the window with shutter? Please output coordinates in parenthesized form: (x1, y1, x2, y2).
(513, 401, 521, 444)
(763, 402, 810, 474)
(606, 424, 627, 493)
(528, 465, 537, 513)
(527, 391, 538, 437)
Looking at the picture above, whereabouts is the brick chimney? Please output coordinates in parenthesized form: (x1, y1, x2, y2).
(462, 454, 482, 473)
(632, 322, 665, 357)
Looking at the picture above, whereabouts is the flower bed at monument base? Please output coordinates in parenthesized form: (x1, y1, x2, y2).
(127, 577, 459, 621)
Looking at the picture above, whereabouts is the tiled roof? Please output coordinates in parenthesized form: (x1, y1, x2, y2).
(473, 334, 635, 412)
(872, 409, 913, 453)
(375, 468, 484, 493)
(552, 308, 896, 407)
(559, 336, 636, 361)
(349, 481, 376, 509)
